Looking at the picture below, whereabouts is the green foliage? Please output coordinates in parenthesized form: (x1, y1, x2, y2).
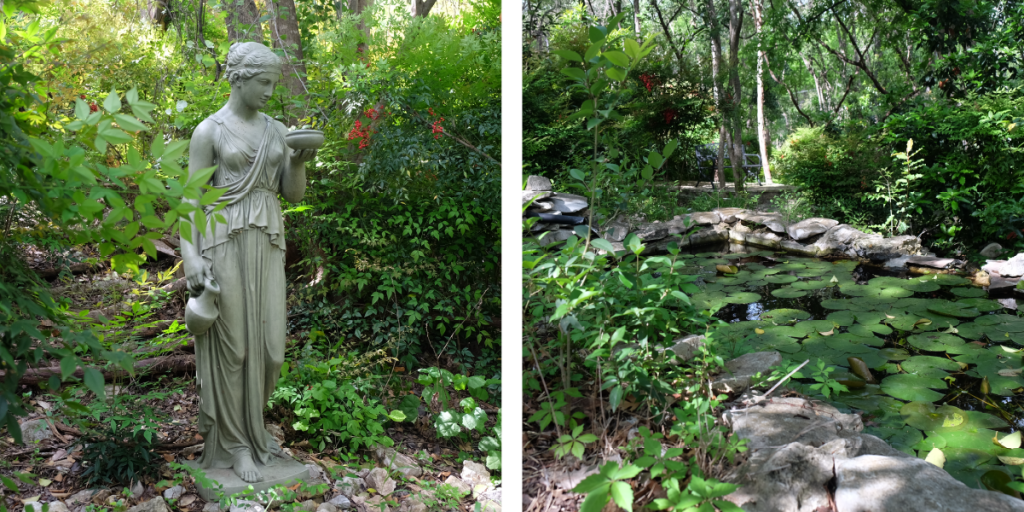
(553, 421, 598, 460)
(412, 366, 501, 467)
(879, 88, 1024, 253)
(0, 8, 209, 440)
(525, 17, 748, 511)
(772, 126, 885, 224)
(269, 351, 396, 453)
(69, 385, 171, 486)
(863, 139, 926, 237)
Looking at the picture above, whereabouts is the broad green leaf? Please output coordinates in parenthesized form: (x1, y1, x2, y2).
(83, 368, 105, 400)
(610, 481, 634, 512)
(603, 50, 629, 67)
(103, 88, 120, 114)
(605, 67, 626, 82)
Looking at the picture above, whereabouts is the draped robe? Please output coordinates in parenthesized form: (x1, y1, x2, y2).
(194, 110, 288, 469)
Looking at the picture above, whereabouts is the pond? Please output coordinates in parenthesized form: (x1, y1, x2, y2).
(679, 243, 1024, 492)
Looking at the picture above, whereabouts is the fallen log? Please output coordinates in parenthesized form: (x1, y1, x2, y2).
(35, 261, 108, 280)
(6, 354, 195, 386)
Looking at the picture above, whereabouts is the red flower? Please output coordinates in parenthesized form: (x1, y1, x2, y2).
(80, 94, 86, 100)
(89, 103, 98, 112)
(663, 108, 677, 124)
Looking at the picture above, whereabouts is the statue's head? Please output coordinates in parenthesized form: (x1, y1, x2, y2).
(224, 42, 283, 87)
(224, 42, 283, 111)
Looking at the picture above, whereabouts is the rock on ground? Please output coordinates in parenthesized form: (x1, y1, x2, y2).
(365, 467, 389, 490)
(525, 175, 552, 191)
(327, 495, 353, 510)
(126, 498, 173, 512)
(18, 418, 54, 444)
(712, 351, 782, 393)
(374, 446, 423, 478)
(444, 475, 472, 496)
(315, 503, 337, 512)
(723, 396, 1024, 512)
(538, 193, 588, 214)
(836, 455, 1024, 512)
(786, 218, 838, 241)
(664, 334, 706, 362)
(335, 476, 366, 497)
(981, 242, 1004, 259)
(1002, 253, 1024, 277)
(163, 485, 184, 500)
(26, 503, 70, 512)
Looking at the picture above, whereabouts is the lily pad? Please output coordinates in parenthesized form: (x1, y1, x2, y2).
(827, 311, 857, 326)
(879, 347, 911, 360)
(974, 314, 1021, 326)
(764, 274, 798, 284)
(849, 323, 893, 337)
(761, 308, 811, 324)
(927, 301, 982, 318)
(771, 288, 808, 298)
(900, 402, 967, 432)
(906, 333, 967, 352)
(867, 425, 924, 455)
(880, 373, 947, 402)
(956, 298, 1006, 313)
(950, 287, 987, 298)
(723, 292, 762, 304)
(790, 280, 830, 290)
(963, 410, 1009, 430)
(901, 355, 962, 376)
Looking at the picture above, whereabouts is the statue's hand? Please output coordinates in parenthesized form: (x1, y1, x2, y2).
(185, 259, 213, 296)
(291, 148, 317, 164)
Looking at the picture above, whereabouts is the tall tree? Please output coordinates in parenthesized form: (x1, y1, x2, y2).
(226, 0, 264, 43)
(753, 0, 771, 183)
(267, 0, 307, 125)
(705, 0, 727, 186)
(727, 0, 744, 191)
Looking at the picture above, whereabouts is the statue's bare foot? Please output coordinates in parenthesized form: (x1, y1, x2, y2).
(267, 438, 287, 460)
(232, 452, 264, 483)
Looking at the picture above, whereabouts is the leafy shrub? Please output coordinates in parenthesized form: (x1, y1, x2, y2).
(269, 347, 400, 453)
(772, 126, 885, 222)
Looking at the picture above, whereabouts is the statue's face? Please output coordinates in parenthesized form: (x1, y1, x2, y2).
(237, 70, 280, 111)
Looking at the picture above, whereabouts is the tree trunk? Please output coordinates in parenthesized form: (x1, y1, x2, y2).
(142, 0, 171, 30)
(707, 0, 726, 186)
(728, 0, 744, 192)
(632, 0, 642, 38)
(349, 0, 373, 53)
(225, 0, 264, 43)
(410, 0, 437, 16)
(7, 355, 196, 386)
(267, 0, 307, 126)
(754, 0, 772, 184)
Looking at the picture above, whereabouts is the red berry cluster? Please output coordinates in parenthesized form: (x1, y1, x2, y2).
(364, 107, 381, 120)
(663, 108, 677, 124)
(347, 120, 373, 149)
(639, 74, 658, 92)
(428, 108, 444, 139)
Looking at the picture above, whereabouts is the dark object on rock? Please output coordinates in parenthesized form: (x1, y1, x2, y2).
(523, 212, 587, 225)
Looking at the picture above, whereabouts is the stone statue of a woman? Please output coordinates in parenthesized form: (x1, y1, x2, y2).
(180, 41, 317, 488)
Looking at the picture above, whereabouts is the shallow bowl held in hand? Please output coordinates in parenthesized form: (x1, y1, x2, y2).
(284, 129, 325, 150)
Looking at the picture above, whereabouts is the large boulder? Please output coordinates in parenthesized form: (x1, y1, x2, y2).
(812, 224, 868, 257)
(981, 243, 1004, 259)
(835, 455, 1024, 512)
(724, 396, 1024, 512)
(522, 190, 552, 207)
(374, 447, 423, 478)
(1001, 253, 1024, 277)
(786, 217, 838, 241)
(849, 234, 923, 261)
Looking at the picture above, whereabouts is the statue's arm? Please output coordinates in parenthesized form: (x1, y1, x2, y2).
(181, 120, 218, 294)
(278, 122, 308, 204)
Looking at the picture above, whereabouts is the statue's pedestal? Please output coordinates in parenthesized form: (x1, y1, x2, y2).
(185, 458, 310, 502)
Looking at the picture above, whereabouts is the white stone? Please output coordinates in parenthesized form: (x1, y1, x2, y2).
(327, 495, 353, 510)
(1002, 253, 1024, 277)
(365, 467, 389, 491)
(228, 500, 264, 512)
(525, 175, 552, 191)
(163, 485, 184, 500)
(18, 418, 53, 444)
(981, 242, 1004, 259)
(374, 447, 424, 478)
(461, 460, 491, 488)
(126, 498, 173, 512)
(335, 476, 366, 497)
(712, 351, 782, 393)
(548, 193, 588, 214)
(444, 475, 472, 496)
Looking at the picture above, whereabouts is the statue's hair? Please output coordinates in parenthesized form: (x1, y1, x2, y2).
(224, 42, 282, 86)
